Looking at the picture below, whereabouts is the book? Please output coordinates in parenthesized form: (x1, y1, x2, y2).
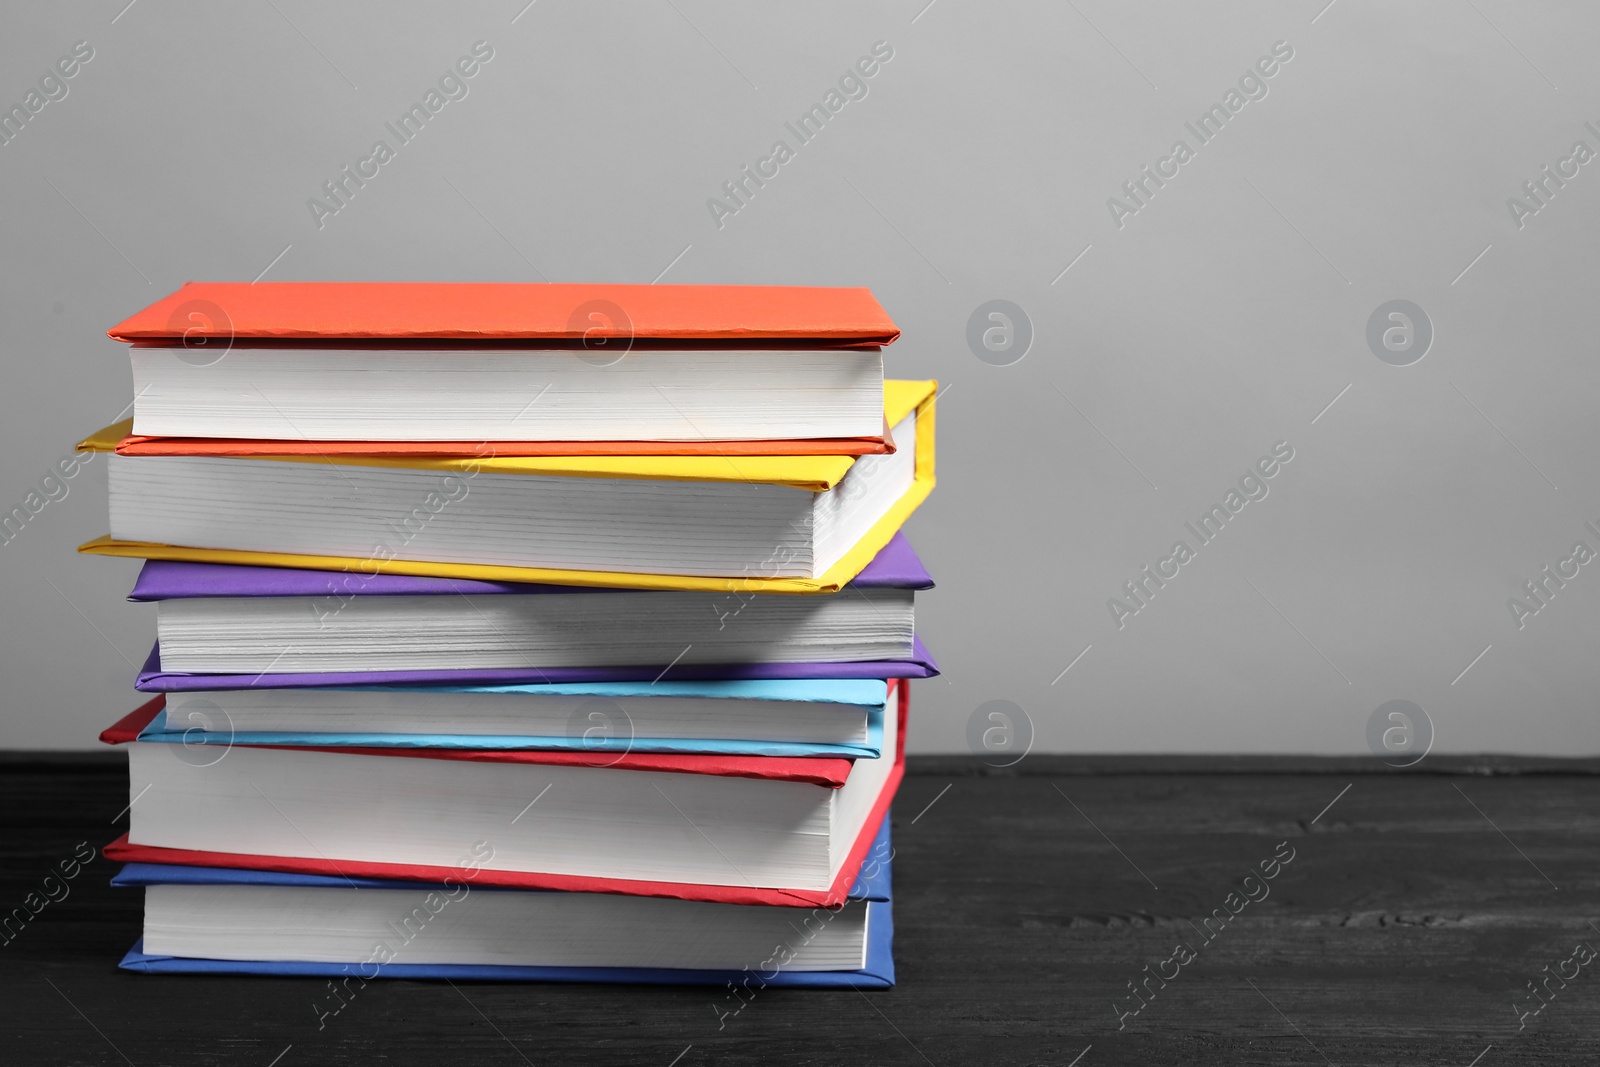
(100, 687, 905, 907)
(78, 380, 936, 592)
(133, 638, 938, 691)
(113, 817, 895, 986)
(131, 678, 902, 759)
(119, 910, 894, 988)
(130, 532, 931, 678)
(109, 282, 898, 443)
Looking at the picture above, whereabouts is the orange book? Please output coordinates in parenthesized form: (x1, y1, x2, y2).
(110, 282, 899, 448)
(107, 420, 896, 458)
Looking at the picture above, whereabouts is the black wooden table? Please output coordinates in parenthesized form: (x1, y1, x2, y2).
(4, 754, 1597, 1066)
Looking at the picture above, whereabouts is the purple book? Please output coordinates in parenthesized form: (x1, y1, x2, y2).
(133, 533, 938, 692)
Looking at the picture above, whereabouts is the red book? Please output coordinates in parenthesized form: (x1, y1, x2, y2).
(101, 687, 906, 908)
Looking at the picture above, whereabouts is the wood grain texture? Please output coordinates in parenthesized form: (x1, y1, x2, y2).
(1, 757, 1595, 1066)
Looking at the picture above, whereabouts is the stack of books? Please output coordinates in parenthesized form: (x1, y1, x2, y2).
(80, 282, 937, 988)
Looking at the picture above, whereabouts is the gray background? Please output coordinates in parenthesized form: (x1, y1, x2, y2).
(3, 0, 1596, 755)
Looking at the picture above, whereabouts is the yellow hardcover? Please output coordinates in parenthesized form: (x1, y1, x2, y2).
(78, 381, 937, 594)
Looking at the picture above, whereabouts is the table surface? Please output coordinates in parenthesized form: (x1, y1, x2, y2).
(3, 754, 1597, 1066)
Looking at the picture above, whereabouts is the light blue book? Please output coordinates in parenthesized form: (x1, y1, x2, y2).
(139, 678, 897, 758)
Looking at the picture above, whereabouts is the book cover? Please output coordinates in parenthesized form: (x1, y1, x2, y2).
(108, 282, 901, 345)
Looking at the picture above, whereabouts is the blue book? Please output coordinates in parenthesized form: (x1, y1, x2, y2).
(136, 677, 893, 759)
(114, 818, 896, 988)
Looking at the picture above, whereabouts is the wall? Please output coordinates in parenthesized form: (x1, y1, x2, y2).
(2, 1, 1596, 754)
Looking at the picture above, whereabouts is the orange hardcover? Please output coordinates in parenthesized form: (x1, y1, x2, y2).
(108, 282, 900, 345)
(110, 418, 896, 458)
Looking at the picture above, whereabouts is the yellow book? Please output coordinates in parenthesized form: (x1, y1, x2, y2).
(79, 381, 936, 594)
